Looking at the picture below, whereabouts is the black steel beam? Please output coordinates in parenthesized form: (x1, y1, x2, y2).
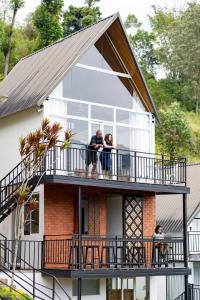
(32, 175, 190, 195)
(77, 186, 82, 300)
(71, 267, 191, 278)
(183, 194, 189, 300)
(43, 267, 191, 278)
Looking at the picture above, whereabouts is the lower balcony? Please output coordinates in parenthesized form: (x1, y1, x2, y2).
(42, 235, 188, 277)
(0, 235, 190, 277)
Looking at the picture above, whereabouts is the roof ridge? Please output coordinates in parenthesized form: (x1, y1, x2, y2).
(21, 13, 118, 61)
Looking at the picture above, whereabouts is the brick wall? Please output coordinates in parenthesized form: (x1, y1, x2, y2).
(143, 193, 156, 237)
(44, 184, 75, 236)
(44, 185, 107, 236)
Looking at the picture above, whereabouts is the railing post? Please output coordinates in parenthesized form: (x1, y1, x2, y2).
(41, 236, 45, 269)
(183, 193, 189, 300)
(161, 154, 164, 184)
(33, 268, 35, 299)
(53, 146, 56, 175)
(77, 186, 82, 300)
(134, 151, 137, 182)
(52, 277, 55, 300)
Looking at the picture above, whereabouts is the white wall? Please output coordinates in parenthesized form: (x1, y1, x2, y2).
(0, 108, 43, 238)
(0, 272, 106, 300)
(0, 107, 43, 178)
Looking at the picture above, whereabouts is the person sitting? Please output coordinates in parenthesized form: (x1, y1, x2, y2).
(100, 134, 115, 178)
(86, 130, 103, 175)
(153, 225, 169, 259)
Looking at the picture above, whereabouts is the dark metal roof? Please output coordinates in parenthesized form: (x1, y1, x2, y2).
(157, 163, 200, 233)
(0, 13, 158, 120)
(0, 14, 117, 119)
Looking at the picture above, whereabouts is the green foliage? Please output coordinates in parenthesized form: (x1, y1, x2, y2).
(32, 0, 64, 48)
(62, 5, 101, 36)
(0, 287, 32, 299)
(125, 14, 158, 73)
(150, 3, 200, 112)
(156, 102, 192, 158)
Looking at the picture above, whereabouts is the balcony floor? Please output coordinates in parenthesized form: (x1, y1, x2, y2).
(32, 174, 190, 195)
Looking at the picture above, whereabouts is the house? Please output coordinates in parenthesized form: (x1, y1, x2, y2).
(157, 163, 200, 300)
(0, 13, 190, 300)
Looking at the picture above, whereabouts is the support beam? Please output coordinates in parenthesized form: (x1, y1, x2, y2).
(183, 193, 189, 300)
(77, 186, 82, 300)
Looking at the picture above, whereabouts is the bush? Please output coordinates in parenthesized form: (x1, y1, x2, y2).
(0, 287, 33, 299)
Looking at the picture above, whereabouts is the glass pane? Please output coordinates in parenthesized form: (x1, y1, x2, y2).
(63, 67, 138, 110)
(103, 125, 113, 136)
(116, 109, 136, 125)
(78, 46, 112, 70)
(91, 123, 100, 137)
(91, 105, 114, 122)
(116, 126, 133, 150)
(49, 99, 67, 115)
(67, 101, 88, 118)
(67, 119, 88, 144)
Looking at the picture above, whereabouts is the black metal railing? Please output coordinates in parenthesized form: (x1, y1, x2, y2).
(43, 235, 184, 271)
(35, 143, 187, 186)
(188, 232, 200, 254)
(0, 239, 71, 300)
(0, 143, 187, 221)
(175, 284, 200, 300)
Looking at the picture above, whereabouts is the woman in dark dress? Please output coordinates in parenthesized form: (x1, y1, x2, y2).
(100, 134, 115, 177)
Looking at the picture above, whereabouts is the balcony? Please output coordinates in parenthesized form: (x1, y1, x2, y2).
(31, 143, 188, 194)
(188, 232, 200, 259)
(0, 235, 189, 278)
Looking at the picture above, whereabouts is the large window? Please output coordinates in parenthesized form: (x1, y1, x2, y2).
(24, 194, 39, 235)
(47, 44, 154, 154)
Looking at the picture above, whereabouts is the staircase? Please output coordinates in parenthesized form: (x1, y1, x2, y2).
(0, 237, 71, 299)
(0, 158, 71, 299)
(0, 153, 35, 222)
(174, 284, 200, 300)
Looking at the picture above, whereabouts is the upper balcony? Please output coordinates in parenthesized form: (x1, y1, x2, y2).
(31, 143, 188, 195)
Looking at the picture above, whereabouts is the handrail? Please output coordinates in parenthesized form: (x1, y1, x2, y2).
(0, 241, 71, 300)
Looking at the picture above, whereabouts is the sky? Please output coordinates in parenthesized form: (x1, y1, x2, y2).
(17, 0, 189, 29)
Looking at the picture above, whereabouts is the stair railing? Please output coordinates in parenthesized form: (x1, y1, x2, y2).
(0, 240, 71, 300)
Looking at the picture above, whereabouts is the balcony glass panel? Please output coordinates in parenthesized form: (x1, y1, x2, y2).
(116, 109, 136, 125)
(67, 101, 88, 118)
(91, 105, 114, 122)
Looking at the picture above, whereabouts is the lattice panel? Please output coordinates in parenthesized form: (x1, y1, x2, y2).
(123, 196, 143, 238)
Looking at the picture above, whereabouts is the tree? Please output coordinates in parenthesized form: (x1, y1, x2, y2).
(32, 0, 64, 48)
(150, 3, 200, 113)
(12, 118, 74, 285)
(85, 0, 100, 8)
(156, 102, 191, 158)
(125, 14, 158, 74)
(3, 0, 25, 77)
(62, 3, 101, 36)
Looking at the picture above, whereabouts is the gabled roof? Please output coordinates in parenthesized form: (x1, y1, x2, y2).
(157, 163, 200, 233)
(0, 13, 158, 119)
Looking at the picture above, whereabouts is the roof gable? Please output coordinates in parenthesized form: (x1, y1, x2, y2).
(0, 13, 158, 119)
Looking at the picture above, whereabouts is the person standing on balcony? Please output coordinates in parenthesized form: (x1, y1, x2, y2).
(86, 130, 103, 175)
(100, 133, 115, 178)
(153, 225, 169, 258)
